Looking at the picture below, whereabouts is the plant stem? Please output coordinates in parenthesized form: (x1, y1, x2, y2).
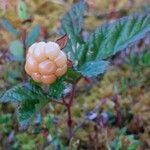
(50, 79, 79, 144)
(66, 82, 76, 143)
(21, 29, 27, 81)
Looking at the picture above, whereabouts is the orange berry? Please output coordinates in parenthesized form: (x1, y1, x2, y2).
(39, 60, 56, 75)
(25, 56, 38, 74)
(55, 51, 67, 67)
(31, 73, 41, 83)
(41, 75, 56, 84)
(33, 42, 46, 62)
(45, 42, 60, 60)
(25, 41, 68, 84)
(56, 65, 67, 77)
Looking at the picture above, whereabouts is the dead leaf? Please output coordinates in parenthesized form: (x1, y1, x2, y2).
(56, 34, 68, 50)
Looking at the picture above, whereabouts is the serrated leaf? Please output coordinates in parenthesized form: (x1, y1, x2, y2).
(83, 14, 150, 63)
(78, 60, 109, 77)
(9, 40, 24, 62)
(17, 99, 39, 126)
(59, 1, 87, 65)
(48, 78, 64, 99)
(0, 19, 20, 36)
(0, 83, 46, 103)
(60, 1, 86, 36)
(17, 0, 29, 20)
(25, 24, 40, 47)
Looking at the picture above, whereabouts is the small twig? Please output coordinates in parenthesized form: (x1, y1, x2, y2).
(69, 82, 76, 106)
(21, 29, 28, 82)
(66, 82, 77, 143)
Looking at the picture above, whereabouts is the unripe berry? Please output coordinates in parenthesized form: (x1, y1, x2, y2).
(25, 42, 67, 84)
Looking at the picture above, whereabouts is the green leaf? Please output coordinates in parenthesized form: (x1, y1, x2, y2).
(127, 142, 140, 150)
(65, 68, 81, 82)
(0, 83, 46, 103)
(77, 60, 109, 77)
(143, 50, 150, 65)
(25, 24, 40, 47)
(0, 114, 11, 124)
(60, 1, 86, 36)
(48, 78, 65, 99)
(16, 99, 39, 126)
(17, 0, 29, 20)
(59, 1, 87, 65)
(9, 40, 24, 62)
(81, 14, 150, 63)
(0, 19, 20, 36)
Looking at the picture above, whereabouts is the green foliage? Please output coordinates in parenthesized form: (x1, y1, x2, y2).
(0, 80, 66, 125)
(59, 1, 87, 65)
(25, 24, 40, 47)
(111, 128, 140, 150)
(78, 60, 109, 77)
(0, 19, 20, 36)
(143, 50, 150, 65)
(9, 40, 24, 62)
(1, 1, 150, 129)
(16, 99, 39, 126)
(16, 133, 36, 150)
(48, 77, 65, 99)
(60, 2, 150, 79)
(83, 14, 150, 63)
(0, 83, 46, 103)
(0, 114, 11, 124)
(0, 82, 47, 124)
(17, 0, 29, 20)
(65, 68, 81, 82)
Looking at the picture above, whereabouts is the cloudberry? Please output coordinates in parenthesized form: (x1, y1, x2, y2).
(25, 42, 67, 84)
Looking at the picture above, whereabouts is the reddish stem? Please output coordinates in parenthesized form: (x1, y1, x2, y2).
(69, 82, 76, 106)
(66, 82, 77, 143)
(21, 29, 28, 82)
(50, 80, 78, 144)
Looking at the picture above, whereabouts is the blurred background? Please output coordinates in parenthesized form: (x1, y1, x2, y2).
(0, 0, 150, 149)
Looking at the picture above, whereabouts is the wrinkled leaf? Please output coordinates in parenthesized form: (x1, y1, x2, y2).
(17, 99, 39, 126)
(60, 1, 86, 36)
(48, 78, 65, 99)
(0, 19, 20, 36)
(59, 1, 87, 65)
(25, 24, 40, 47)
(0, 83, 46, 103)
(9, 40, 24, 62)
(78, 60, 109, 77)
(82, 14, 150, 63)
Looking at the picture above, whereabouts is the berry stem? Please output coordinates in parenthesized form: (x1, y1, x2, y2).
(21, 29, 27, 81)
(49, 78, 79, 144)
(66, 81, 77, 144)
